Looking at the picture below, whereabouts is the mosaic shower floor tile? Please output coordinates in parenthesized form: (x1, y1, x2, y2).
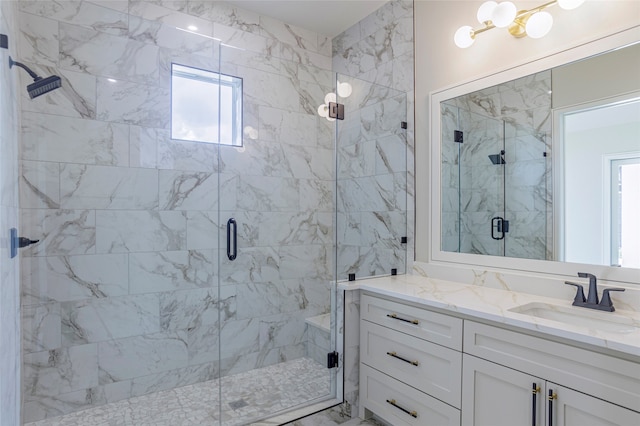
(26, 358, 333, 426)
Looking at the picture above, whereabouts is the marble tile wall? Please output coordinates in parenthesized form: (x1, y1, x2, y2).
(0, 2, 21, 425)
(17, 1, 336, 422)
(332, 0, 414, 417)
(440, 70, 552, 260)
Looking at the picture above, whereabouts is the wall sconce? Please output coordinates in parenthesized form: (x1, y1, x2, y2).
(454, 0, 585, 48)
(317, 81, 352, 121)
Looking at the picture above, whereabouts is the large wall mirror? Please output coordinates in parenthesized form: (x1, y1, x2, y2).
(430, 30, 640, 284)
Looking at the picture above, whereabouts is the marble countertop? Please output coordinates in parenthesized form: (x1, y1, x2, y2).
(339, 275, 640, 358)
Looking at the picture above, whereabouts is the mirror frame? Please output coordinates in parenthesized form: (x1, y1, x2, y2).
(428, 27, 640, 285)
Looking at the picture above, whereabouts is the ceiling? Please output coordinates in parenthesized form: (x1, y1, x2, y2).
(224, 0, 389, 37)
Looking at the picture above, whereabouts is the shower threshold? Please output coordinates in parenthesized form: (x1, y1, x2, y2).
(26, 357, 332, 426)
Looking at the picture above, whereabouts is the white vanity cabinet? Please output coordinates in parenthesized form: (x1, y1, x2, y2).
(462, 355, 640, 426)
(359, 294, 463, 425)
(462, 321, 640, 426)
(358, 292, 640, 426)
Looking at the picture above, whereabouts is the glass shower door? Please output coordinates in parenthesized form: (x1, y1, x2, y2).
(215, 43, 338, 425)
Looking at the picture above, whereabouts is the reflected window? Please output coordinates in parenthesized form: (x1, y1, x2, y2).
(171, 63, 243, 146)
(610, 156, 640, 268)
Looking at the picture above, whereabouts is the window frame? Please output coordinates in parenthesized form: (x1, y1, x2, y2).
(170, 62, 243, 147)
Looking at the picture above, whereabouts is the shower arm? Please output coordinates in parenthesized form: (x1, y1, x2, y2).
(8, 57, 41, 81)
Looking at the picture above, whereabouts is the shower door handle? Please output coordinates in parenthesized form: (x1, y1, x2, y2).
(491, 217, 509, 240)
(227, 218, 237, 261)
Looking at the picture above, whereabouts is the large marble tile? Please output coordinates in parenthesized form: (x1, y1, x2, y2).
(258, 108, 322, 149)
(18, 12, 58, 67)
(60, 23, 160, 85)
(21, 254, 129, 305)
(157, 132, 219, 172)
(20, 161, 60, 209)
(21, 112, 129, 166)
(95, 210, 186, 253)
(23, 344, 99, 399)
(129, 250, 215, 294)
(98, 331, 189, 383)
(20, 209, 96, 257)
(19, 0, 128, 36)
(158, 170, 217, 210)
(185, 211, 218, 250)
(96, 78, 170, 128)
(129, 0, 211, 35)
(130, 125, 158, 169)
(129, 15, 214, 57)
(61, 294, 161, 345)
(22, 303, 62, 353)
(60, 165, 159, 210)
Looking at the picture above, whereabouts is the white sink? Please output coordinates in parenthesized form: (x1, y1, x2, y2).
(508, 302, 640, 334)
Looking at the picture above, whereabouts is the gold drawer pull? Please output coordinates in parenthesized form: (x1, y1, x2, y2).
(386, 399, 418, 418)
(387, 313, 419, 325)
(387, 351, 419, 366)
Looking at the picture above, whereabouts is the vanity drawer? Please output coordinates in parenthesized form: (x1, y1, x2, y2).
(360, 363, 460, 426)
(361, 320, 462, 408)
(464, 321, 640, 412)
(361, 294, 463, 350)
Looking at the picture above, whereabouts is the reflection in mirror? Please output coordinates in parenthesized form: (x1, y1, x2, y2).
(560, 98, 640, 268)
(441, 70, 552, 260)
(440, 42, 640, 267)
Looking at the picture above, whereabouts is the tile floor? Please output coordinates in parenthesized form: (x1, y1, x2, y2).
(26, 358, 335, 426)
(285, 406, 386, 426)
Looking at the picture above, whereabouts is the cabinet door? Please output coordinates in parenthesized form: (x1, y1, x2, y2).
(462, 354, 543, 426)
(548, 383, 640, 426)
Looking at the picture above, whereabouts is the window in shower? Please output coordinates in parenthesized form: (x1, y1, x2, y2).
(171, 63, 243, 146)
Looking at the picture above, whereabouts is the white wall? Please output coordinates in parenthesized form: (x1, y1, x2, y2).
(415, 0, 640, 263)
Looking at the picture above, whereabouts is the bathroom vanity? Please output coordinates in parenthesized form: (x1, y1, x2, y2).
(353, 275, 640, 426)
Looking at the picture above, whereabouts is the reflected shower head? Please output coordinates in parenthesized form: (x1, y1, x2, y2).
(8, 56, 61, 99)
(488, 153, 506, 165)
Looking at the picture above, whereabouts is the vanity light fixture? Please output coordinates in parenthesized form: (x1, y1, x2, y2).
(454, 0, 585, 48)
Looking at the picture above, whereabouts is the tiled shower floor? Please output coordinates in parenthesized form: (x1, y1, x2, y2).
(26, 358, 332, 426)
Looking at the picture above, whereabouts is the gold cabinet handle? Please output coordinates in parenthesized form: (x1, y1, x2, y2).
(386, 399, 418, 418)
(386, 313, 419, 325)
(386, 351, 419, 366)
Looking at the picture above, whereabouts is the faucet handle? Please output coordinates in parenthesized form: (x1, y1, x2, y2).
(564, 281, 586, 305)
(600, 288, 626, 312)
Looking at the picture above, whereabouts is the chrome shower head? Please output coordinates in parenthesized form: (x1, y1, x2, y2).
(8, 56, 61, 99)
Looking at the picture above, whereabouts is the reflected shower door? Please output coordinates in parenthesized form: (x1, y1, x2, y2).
(336, 74, 408, 280)
(216, 44, 338, 425)
(457, 108, 506, 256)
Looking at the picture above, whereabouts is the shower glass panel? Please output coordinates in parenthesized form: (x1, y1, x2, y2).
(336, 74, 408, 280)
(441, 104, 549, 259)
(216, 44, 337, 424)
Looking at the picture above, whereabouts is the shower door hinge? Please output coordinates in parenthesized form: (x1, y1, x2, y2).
(327, 351, 339, 369)
(454, 130, 463, 143)
(328, 102, 344, 120)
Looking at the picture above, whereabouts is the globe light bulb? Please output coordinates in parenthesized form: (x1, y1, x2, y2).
(324, 92, 336, 105)
(477, 1, 498, 23)
(317, 104, 328, 118)
(454, 26, 475, 49)
(557, 0, 585, 10)
(492, 1, 517, 28)
(526, 11, 553, 39)
(337, 81, 353, 98)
